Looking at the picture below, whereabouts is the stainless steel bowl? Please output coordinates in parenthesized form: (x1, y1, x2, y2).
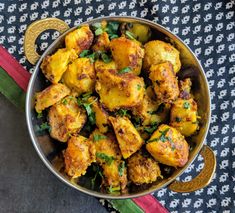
(25, 16, 216, 199)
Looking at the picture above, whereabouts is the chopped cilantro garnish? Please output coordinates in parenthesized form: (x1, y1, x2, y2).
(116, 109, 129, 117)
(118, 67, 132, 74)
(183, 102, 190, 109)
(91, 165, 103, 189)
(93, 134, 107, 141)
(125, 30, 136, 40)
(96, 152, 115, 165)
(137, 84, 141, 90)
(37, 122, 51, 132)
(62, 98, 68, 105)
(79, 50, 90, 57)
(108, 185, 120, 193)
(109, 34, 119, 39)
(92, 22, 102, 29)
(101, 53, 112, 63)
(37, 112, 43, 119)
(175, 117, 182, 122)
(118, 161, 125, 177)
(144, 125, 158, 134)
(95, 28, 103, 36)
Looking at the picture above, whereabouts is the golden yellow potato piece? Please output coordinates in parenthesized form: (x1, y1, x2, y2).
(65, 25, 94, 54)
(127, 23, 151, 43)
(132, 90, 161, 126)
(94, 60, 116, 73)
(91, 129, 127, 190)
(91, 129, 121, 162)
(143, 40, 181, 73)
(146, 124, 189, 167)
(63, 58, 95, 96)
(110, 37, 144, 75)
(127, 152, 162, 184)
(149, 62, 179, 103)
(88, 97, 109, 133)
(170, 98, 199, 137)
(102, 160, 127, 191)
(40, 48, 77, 83)
(35, 83, 70, 113)
(179, 78, 192, 100)
(96, 69, 145, 111)
(64, 136, 96, 178)
(92, 32, 110, 52)
(109, 116, 144, 159)
(48, 96, 87, 142)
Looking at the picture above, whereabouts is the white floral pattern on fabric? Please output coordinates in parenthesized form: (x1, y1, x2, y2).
(0, 0, 234, 212)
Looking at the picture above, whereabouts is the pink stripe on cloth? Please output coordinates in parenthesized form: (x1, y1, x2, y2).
(133, 194, 169, 213)
(0, 45, 31, 92)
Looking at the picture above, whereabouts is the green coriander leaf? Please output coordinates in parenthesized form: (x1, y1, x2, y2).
(93, 134, 107, 141)
(82, 92, 92, 100)
(108, 185, 120, 193)
(101, 53, 112, 63)
(95, 28, 103, 36)
(160, 134, 167, 142)
(108, 22, 119, 32)
(118, 67, 132, 74)
(37, 112, 43, 119)
(137, 84, 141, 91)
(96, 152, 115, 165)
(39, 122, 51, 132)
(62, 98, 68, 105)
(77, 26, 81, 29)
(118, 161, 125, 177)
(109, 34, 119, 39)
(175, 117, 182, 122)
(144, 125, 158, 134)
(147, 137, 159, 143)
(183, 102, 190, 109)
(125, 31, 136, 40)
(116, 109, 129, 117)
(80, 50, 91, 57)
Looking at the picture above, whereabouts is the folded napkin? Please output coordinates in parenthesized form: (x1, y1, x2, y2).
(0, 45, 169, 213)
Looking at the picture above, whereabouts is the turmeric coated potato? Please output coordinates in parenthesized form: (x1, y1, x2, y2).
(40, 48, 77, 83)
(127, 152, 162, 184)
(146, 124, 189, 167)
(35, 83, 70, 113)
(109, 116, 144, 159)
(143, 40, 181, 73)
(92, 32, 110, 52)
(94, 60, 117, 73)
(110, 37, 144, 75)
(149, 62, 179, 103)
(88, 97, 110, 133)
(179, 78, 192, 100)
(96, 69, 145, 111)
(64, 136, 96, 178)
(170, 98, 198, 137)
(91, 130, 127, 190)
(48, 96, 87, 142)
(65, 25, 94, 54)
(132, 90, 161, 126)
(63, 58, 95, 96)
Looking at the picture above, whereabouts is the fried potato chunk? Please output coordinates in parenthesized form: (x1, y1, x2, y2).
(65, 25, 94, 54)
(132, 90, 161, 126)
(91, 130, 127, 190)
(94, 60, 117, 73)
(48, 96, 87, 142)
(109, 116, 144, 159)
(40, 48, 77, 83)
(96, 69, 145, 111)
(143, 40, 181, 73)
(149, 62, 179, 103)
(88, 97, 109, 133)
(64, 136, 96, 178)
(170, 98, 198, 137)
(110, 37, 144, 75)
(146, 124, 189, 167)
(179, 78, 192, 100)
(63, 58, 95, 96)
(92, 32, 110, 52)
(35, 83, 70, 113)
(127, 152, 162, 184)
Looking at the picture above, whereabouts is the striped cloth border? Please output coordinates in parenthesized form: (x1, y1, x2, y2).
(0, 45, 169, 213)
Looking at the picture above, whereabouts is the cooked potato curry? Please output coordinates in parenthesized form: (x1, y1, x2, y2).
(36, 21, 200, 194)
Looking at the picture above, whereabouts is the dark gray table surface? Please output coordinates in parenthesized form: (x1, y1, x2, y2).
(0, 94, 107, 213)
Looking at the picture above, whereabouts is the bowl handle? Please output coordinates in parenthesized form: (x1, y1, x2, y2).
(24, 18, 69, 65)
(168, 145, 216, 193)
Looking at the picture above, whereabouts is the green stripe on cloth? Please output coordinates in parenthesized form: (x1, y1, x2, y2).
(108, 199, 144, 213)
(0, 67, 26, 110)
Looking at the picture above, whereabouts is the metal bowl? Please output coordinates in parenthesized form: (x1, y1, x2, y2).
(25, 16, 216, 199)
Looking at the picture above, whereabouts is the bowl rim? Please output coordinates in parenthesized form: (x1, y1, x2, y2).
(25, 15, 211, 199)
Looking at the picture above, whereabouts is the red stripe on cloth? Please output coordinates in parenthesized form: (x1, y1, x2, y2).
(0, 45, 31, 92)
(133, 195, 169, 213)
